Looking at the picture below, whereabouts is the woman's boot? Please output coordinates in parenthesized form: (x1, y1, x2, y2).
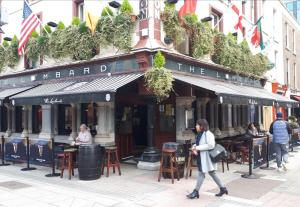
(186, 189, 199, 199)
(215, 187, 228, 197)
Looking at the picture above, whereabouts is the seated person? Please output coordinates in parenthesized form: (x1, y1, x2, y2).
(247, 123, 258, 137)
(75, 124, 92, 145)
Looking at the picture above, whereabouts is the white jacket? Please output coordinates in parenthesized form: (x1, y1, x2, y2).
(194, 130, 217, 173)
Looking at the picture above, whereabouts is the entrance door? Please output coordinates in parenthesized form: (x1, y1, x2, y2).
(132, 105, 147, 157)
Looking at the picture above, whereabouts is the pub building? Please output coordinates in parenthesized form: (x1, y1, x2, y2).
(0, 1, 298, 170)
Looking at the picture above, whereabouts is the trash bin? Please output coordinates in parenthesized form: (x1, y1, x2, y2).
(162, 142, 185, 179)
(78, 144, 105, 180)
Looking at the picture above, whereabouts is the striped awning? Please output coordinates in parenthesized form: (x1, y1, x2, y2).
(10, 73, 143, 105)
(173, 73, 298, 107)
(0, 86, 35, 106)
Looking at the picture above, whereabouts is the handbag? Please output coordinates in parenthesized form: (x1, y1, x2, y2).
(204, 132, 228, 163)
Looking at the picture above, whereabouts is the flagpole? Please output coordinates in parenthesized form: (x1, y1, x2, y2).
(24, 0, 49, 36)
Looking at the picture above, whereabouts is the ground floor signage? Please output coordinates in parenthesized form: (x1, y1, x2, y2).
(5, 138, 26, 162)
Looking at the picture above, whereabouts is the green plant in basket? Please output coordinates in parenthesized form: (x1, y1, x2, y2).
(145, 51, 174, 102)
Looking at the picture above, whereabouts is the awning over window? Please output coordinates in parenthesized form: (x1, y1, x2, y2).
(173, 73, 298, 107)
(10, 74, 143, 106)
(0, 86, 35, 105)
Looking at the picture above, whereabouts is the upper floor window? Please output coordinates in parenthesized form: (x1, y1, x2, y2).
(73, 0, 84, 21)
(211, 8, 223, 32)
(78, 2, 84, 21)
(294, 63, 297, 89)
(285, 22, 289, 49)
(293, 29, 296, 54)
(286, 58, 290, 85)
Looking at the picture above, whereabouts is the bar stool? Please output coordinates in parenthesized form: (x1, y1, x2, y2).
(158, 148, 180, 184)
(60, 148, 77, 180)
(101, 146, 121, 177)
(185, 149, 198, 179)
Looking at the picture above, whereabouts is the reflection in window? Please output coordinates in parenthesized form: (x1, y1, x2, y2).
(15, 106, 23, 133)
(185, 108, 194, 129)
(58, 104, 72, 135)
(32, 105, 42, 134)
(159, 104, 175, 132)
(81, 103, 97, 135)
(0, 106, 7, 132)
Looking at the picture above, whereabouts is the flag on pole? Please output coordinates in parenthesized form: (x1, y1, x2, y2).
(178, 0, 197, 19)
(85, 11, 98, 34)
(18, 0, 40, 56)
(231, 4, 243, 44)
(251, 17, 265, 50)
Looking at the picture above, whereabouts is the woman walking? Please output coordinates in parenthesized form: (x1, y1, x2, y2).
(186, 119, 228, 199)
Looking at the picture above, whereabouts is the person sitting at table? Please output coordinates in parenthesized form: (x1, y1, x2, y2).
(247, 123, 258, 137)
(75, 124, 92, 145)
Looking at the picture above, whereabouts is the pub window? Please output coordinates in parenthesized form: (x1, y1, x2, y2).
(15, 106, 23, 133)
(81, 103, 97, 135)
(0, 106, 7, 132)
(116, 105, 133, 134)
(159, 104, 175, 132)
(185, 108, 194, 129)
(32, 105, 42, 134)
(58, 104, 72, 135)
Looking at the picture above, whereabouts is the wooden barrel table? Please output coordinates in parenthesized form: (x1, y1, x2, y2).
(78, 144, 104, 180)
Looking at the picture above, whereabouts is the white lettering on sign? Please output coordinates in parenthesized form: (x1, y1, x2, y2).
(84, 67, 90, 75)
(177, 63, 182, 71)
(43, 74, 48, 80)
(140, 0, 148, 19)
(44, 98, 63, 104)
(69, 70, 75, 76)
(189, 66, 195, 73)
(200, 68, 205, 75)
(248, 99, 258, 105)
(56, 72, 60, 78)
(100, 65, 107, 72)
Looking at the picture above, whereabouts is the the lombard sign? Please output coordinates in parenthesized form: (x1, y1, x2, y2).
(165, 59, 261, 87)
(38, 65, 110, 81)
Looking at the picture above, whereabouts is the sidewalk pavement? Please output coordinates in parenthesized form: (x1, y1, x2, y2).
(1, 148, 300, 207)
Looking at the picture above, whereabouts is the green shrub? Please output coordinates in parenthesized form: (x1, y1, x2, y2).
(120, 0, 133, 14)
(101, 6, 114, 17)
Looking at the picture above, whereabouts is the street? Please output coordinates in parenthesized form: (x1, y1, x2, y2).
(1, 148, 300, 207)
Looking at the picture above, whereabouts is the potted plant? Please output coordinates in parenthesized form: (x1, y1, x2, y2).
(160, 2, 184, 45)
(5, 35, 20, 68)
(120, 0, 136, 22)
(144, 51, 174, 102)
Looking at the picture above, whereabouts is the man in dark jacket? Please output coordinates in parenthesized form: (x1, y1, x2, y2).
(269, 112, 292, 172)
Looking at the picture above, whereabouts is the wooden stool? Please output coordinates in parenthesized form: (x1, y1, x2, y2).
(185, 149, 198, 179)
(237, 146, 249, 164)
(60, 148, 77, 180)
(221, 157, 230, 172)
(101, 146, 121, 177)
(158, 149, 180, 184)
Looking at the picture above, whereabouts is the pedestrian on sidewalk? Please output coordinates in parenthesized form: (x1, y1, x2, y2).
(186, 119, 228, 199)
(269, 112, 292, 172)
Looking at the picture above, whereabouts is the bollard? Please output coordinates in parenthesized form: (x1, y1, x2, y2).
(0, 135, 10, 166)
(45, 137, 60, 177)
(21, 137, 36, 171)
(241, 136, 259, 179)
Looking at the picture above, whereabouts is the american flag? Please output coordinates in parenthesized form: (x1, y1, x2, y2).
(18, 0, 40, 56)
